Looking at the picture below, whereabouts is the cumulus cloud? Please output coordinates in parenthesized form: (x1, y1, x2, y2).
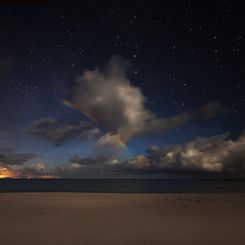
(68, 56, 151, 144)
(27, 118, 100, 145)
(125, 130, 245, 172)
(18, 162, 58, 179)
(64, 56, 227, 148)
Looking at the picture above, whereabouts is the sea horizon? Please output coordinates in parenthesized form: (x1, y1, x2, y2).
(1, 178, 245, 193)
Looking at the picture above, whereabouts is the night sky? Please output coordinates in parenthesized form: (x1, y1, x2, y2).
(0, 1, 245, 178)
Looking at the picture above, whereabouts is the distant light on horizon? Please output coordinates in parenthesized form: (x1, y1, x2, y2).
(0, 167, 16, 179)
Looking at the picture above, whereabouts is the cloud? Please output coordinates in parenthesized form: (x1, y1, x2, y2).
(32, 118, 57, 128)
(144, 102, 227, 134)
(124, 130, 245, 172)
(67, 56, 152, 144)
(0, 148, 37, 166)
(69, 155, 107, 165)
(64, 56, 227, 148)
(0, 146, 117, 178)
(8, 129, 245, 178)
(15, 155, 119, 178)
(18, 162, 58, 179)
(19, 161, 90, 179)
(27, 118, 100, 145)
(0, 148, 37, 178)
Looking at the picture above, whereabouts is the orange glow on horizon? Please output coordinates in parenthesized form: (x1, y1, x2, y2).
(26, 175, 59, 179)
(39, 175, 59, 179)
(0, 167, 17, 178)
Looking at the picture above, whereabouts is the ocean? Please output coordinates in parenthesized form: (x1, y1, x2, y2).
(1, 178, 245, 193)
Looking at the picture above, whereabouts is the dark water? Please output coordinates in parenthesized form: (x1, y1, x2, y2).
(1, 179, 245, 193)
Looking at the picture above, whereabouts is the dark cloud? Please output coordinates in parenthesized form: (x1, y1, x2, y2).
(64, 56, 228, 149)
(32, 118, 57, 128)
(143, 102, 228, 134)
(69, 155, 108, 165)
(0, 148, 37, 166)
(27, 118, 100, 145)
(54, 156, 113, 178)
(16, 156, 119, 178)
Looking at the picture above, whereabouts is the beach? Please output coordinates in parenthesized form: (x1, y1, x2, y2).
(1, 193, 245, 245)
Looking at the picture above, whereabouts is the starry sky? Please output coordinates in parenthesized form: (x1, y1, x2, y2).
(0, 1, 245, 178)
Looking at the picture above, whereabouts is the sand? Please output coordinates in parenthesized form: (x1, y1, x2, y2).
(1, 193, 245, 245)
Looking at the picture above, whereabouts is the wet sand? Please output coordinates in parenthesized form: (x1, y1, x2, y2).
(1, 193, 245, 245)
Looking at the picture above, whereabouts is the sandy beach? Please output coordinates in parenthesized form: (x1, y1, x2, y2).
(0, 193, 245, 245)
